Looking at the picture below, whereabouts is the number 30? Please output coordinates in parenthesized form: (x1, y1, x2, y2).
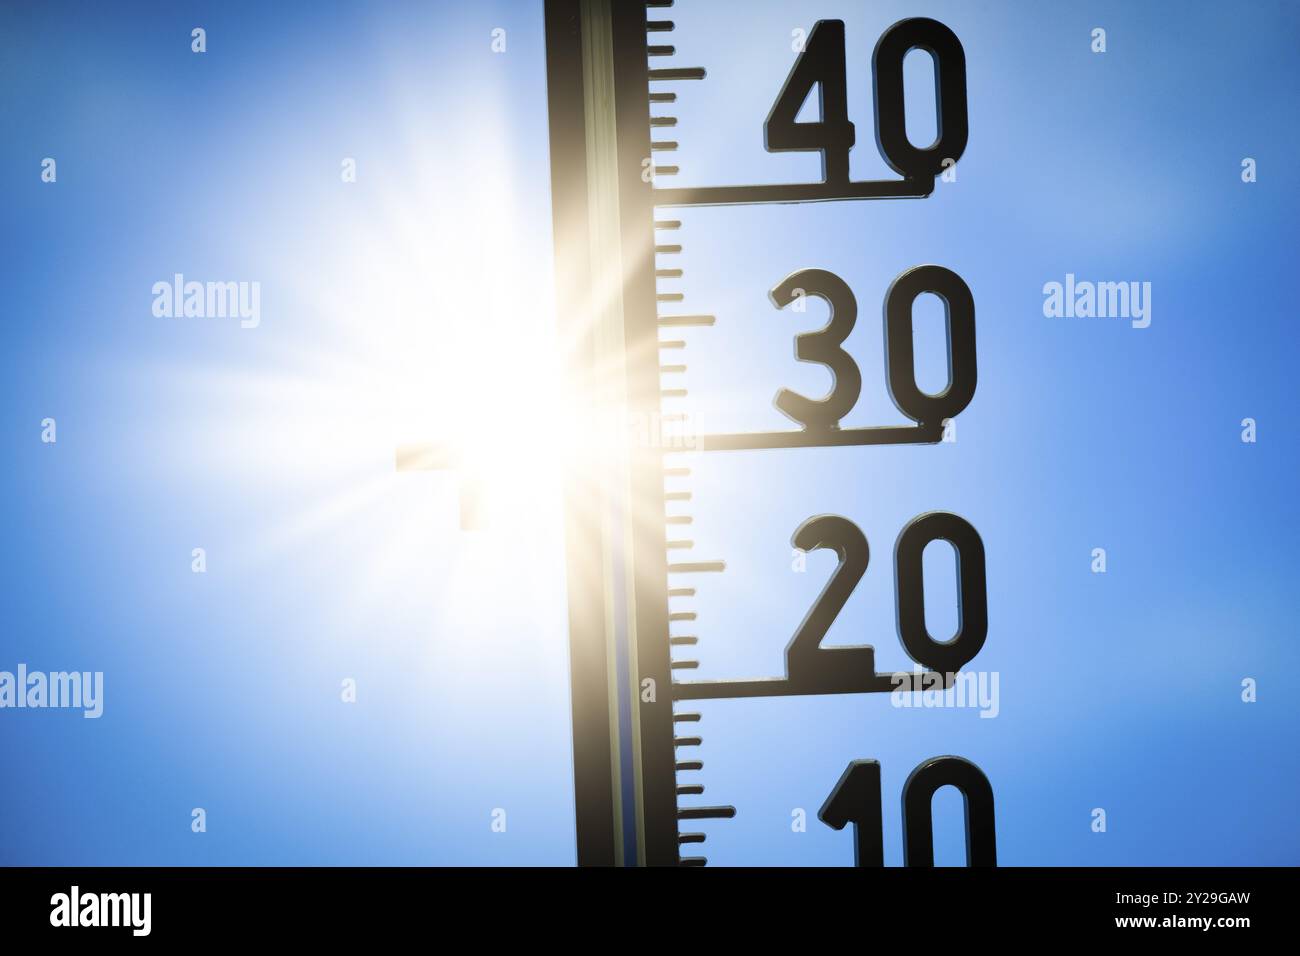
(771, 265, 977, 433)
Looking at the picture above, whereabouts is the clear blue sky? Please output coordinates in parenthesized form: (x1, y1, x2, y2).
(1, 0, 1296, 865)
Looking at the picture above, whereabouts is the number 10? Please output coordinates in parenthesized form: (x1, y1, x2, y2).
(819, 756, 996, 866)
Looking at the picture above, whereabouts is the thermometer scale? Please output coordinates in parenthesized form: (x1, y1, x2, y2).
(543, 0, 994, 867)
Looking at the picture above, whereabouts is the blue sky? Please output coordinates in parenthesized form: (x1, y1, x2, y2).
(1, 0, 1297, 865)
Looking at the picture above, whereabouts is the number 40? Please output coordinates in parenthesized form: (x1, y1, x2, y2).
(768, 18, 969, 185)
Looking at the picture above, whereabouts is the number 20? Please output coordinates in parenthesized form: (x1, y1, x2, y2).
(787, 511, 987, 694)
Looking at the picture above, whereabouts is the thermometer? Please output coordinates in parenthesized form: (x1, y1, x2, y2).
(544, 0, 994, 867)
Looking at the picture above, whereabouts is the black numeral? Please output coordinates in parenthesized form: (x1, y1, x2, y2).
(872, 18, 969, 179)
(820, 756, 996, 866)
(817, 760, 884, 866)
(771, 269, 862, 431)
(894, 511, 987, 673)
(884, 265, 977, 425)
(767, 266, 976, 432)
(765, 20, 856, 185)
(901, 756, 996, 866)
(785, 515, 875, 693)
(764, 18, 969, 188)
